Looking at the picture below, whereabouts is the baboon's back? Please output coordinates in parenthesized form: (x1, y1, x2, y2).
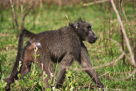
(35, 27, 81, 62)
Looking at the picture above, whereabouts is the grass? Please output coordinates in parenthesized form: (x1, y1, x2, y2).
(0, 2, 136, 91)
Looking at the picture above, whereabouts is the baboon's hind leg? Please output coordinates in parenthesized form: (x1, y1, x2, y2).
(56, 54, 73, 88)
(5, 60, 32, 91)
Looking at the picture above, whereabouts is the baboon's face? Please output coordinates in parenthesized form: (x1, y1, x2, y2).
(74, 21, 97, 43)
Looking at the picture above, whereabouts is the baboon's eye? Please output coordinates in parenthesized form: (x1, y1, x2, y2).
(87, 26, 92, 31)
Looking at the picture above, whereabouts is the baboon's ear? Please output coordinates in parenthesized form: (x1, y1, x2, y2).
(69, 22, 79, 29)
(27, 42, 42, 50)
(74, 23, 79, 29)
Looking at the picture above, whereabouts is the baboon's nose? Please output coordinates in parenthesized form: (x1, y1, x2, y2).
(94, 36, 97, 40)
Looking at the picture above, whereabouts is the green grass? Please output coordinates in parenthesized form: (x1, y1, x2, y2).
(0, 2, 136, 91)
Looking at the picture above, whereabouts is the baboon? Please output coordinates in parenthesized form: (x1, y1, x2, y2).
(5, 20, 104, 91)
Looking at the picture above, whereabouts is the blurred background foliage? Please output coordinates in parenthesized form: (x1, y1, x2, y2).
(0, 0, 136, 90)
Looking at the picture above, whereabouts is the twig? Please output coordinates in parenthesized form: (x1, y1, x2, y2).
(133, 0, 136, 19)
(121, 69, 136, 80)
(21, 1, 35, 30)
(83, 0, 110, 6)
(24, 3, 34, 21)
(62, 51, 125, 71)
(110, 0, 136, 68)
(94, 52, 125, 69)
(29, 76, 43, 91)
(0, 63, 1, 79)
(102, 40, 136, 80)
(121, 4, 135, 49)
(21, 4, 24, 29)
(9, 0, 19, 37)
(118, 0, 126, 66)
(104, 69, 136, 81)
(110, 39, 136, 68)
(121, 3, 136, 62)
(110, 39, 132, 66)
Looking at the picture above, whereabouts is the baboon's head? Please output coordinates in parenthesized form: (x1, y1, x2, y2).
(70, 20, 97, 43)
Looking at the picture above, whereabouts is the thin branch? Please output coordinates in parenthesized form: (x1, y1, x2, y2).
(93, 52, 125, 69)
(121, 3, 136, 62)
(133, 0, 136, 19)
(111, 39, 136, 68)
(62, 51, 125, 71)
(21, 4, 24, 29)
(24, 3, 34, 20)
(83, 0, 110, 6)
(118, 0, 126, 66)
(104, 69, 136, 81)
(9, 0, 19, 37)
(110, 0, 136, 67)
(21, 1, 35, 30)
(121, 69, 136, 80)
(0, 63, 1, 79)
(121, 4, 135, 49)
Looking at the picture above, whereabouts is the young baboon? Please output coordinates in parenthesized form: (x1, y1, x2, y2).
(5, 20, 104, 90)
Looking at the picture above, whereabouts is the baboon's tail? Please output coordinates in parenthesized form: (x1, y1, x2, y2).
(22, 28, 36, 40)
(5, 29, 24, 90)
(8, 28, 36, 79)
(5, 28, 36, 91)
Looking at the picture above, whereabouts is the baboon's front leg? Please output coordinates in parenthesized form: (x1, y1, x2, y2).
(80, 44, 104, 88)
(41, 57, 54, 90)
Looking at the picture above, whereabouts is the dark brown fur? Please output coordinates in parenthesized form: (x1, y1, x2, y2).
(5, 20, 103, 90)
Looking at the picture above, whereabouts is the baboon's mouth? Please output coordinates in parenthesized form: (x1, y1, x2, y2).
(89, 39, 97, 43)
